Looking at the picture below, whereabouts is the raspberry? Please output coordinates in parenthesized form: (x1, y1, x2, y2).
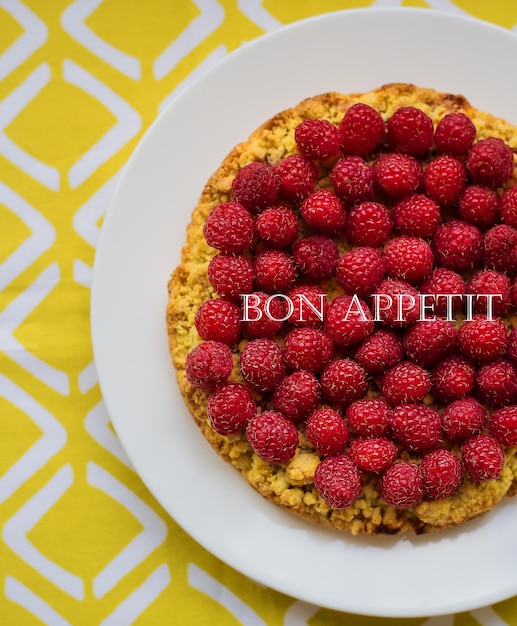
(392, 193, 440, 238)
(354, 330, 404, 375)
(483, 224, 517, 275)
(300, 189, 345, 235)
(292, 235, 339, 282)
(330, 155, 374, 204)
(272, 371, 320, 421)
(507, 327, 517, 363)
(434, 112, 477, 156)
(203, 202, 254, 252)
(286, 284, 327, 328)
(256, 205, 299, 249)
(274, 154, 318, 202)
(240, 338, 285, 392)
(403, 318, 457, 368)
(207, 382, 256, 435)
(433, 219, 483, 271)
(378, 461, 424, 508)
(346, 397, 391, 437)
(500, 186, 517, 228)
(489, 405, 517, 446)
(431, 355, 475, 403)
(421, 449, 462, 499)
(241, 292, 285, 338)
(442, 396, 487, 441)
(390, 404, 442, 452)
(424, 155, 466, 206)
(458, 185, 500, 229)
(320, 358, 368, 405)
(324, 295, 374, 347)
(465, 269, 511, 317)
(314, 455, 362, 509)
(345, 201, 393, 247)
(466, 137, 514, 188)
(338, 103, 386, 155)
(373, 152, 423, 198)
(254, 249, 296, 293)
(194, 298, 241, 345)
(461, 434, 505, 482)
(374, 278, 420, 328)
(294, 118, 341, 161)
(476, 357, 517, 407)
(387, 106, 434, 156)
(283, 327, 334, 373)
(420, 268, 465, 317)
(382, 362, 431, 406)
(383, 236, 433, 284)
(336, 247, 385, 299)
(185, 341, 233, 390)
(349, 437, 397, 473)
(246, 411, 299, 464)
(231, 162, 280, 212)
(458, 315, 508, 362)
(208, 253, 254, 302)
(306, 408, 349, 456)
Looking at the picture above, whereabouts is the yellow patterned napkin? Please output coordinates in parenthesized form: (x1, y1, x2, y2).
(3, 1, 517, 624)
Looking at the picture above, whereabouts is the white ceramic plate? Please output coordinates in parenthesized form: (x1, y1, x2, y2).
(91, 8, 517, 618)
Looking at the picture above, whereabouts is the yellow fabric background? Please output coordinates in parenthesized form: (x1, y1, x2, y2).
(2, 1, 517, 624)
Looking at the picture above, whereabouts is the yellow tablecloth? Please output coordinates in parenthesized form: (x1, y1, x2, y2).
(3, 1, 517, 624)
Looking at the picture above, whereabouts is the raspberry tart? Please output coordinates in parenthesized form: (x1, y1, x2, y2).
(167, 83, 517, 535)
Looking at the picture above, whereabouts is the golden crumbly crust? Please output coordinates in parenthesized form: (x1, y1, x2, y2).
(167, 83, 517, 535)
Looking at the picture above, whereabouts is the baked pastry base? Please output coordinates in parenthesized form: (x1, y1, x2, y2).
(167, 83, 517, 535)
